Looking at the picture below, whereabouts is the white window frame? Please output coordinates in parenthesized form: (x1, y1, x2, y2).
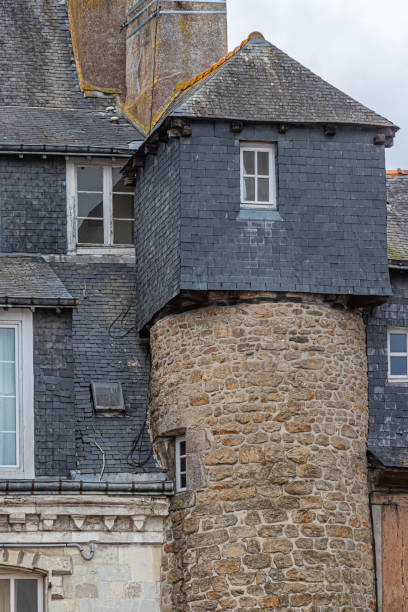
(388, 329, 408, 381)
(240, 142, 277, 209)
(0, 573, 44, 611)
(175, 435, 187, 492)
(0, 310, 34, 478)
(66, 159, 134, 252)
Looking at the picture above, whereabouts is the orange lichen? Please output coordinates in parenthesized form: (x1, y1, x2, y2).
(149, 32, 265, 132)
(387, 169, 408, 177)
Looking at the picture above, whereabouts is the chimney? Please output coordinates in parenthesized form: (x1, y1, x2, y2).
(68, 0, 127, 96)
(123, 0, 228, 134)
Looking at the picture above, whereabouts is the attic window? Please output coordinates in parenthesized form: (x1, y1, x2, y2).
(67, 161, 134, 250)
(240, 142, 277, 209)
(91, 382, 125, 415)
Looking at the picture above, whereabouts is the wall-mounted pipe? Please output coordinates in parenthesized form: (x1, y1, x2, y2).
(0, 542, 95, 561)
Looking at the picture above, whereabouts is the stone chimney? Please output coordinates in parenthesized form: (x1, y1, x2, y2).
(123, 0, 228, 134)
(67, 0, 127, 96)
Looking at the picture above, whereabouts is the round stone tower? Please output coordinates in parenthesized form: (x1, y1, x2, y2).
(149, 293, 375, 611)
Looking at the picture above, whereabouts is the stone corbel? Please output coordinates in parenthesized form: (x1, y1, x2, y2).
(103, 516, 116, 531)
(72, 516, 86, 530)
(8, 513, 26, 531)
(132, 515, 147, 532)
(40, 514, 57, 531)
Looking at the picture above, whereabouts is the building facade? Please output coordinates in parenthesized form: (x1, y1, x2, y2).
(0, 1, 405, 611)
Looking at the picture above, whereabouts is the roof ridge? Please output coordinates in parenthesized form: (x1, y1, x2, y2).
(151, 32, 265, 130)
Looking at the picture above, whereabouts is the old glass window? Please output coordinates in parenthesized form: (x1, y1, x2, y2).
(240, 143, 277, 208)
(0, 326, 17, 467)
(175, 436, 187, 492)
(0, 575, 43, 612)
(388, 330, 408, 379)
(0, 310, 34, 478)
(67, 161, 134, 248)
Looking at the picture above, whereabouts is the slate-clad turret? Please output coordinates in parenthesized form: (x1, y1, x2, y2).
(130, 32, 397, 611)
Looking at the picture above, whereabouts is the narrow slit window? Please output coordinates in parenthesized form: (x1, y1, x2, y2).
(240, 143, 277, 208)
(388, 330, 408, 379)
(175, 435, 187, 492)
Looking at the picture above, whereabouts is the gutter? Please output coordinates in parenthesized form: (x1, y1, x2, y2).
(0, 479, 174, 496)
(0, 144, 135, 157)
(0, 297, 76, 309)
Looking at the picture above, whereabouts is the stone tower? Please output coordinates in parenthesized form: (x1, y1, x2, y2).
(130, 33, 397, 611)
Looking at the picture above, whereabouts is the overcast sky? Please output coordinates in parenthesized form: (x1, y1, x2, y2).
(227, 0, 408, 169)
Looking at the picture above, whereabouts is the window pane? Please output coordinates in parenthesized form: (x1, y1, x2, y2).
(391, 356, 408, 376)
(390, 333, 407, 353)
(0, 363, 15, 396)
(16, 579, 38, 612)
(0, 397, 16, 431)
(258, 178, 270, 202)
(243, 177, 255, 201)
(0, 432, 17, 465)
(113, 194, 134, 219)
(78, 193, 103, 219)
(78, 219, 104, 244)
(180, 440, 186, 455)
(258, 151, 270, 176)
(113, 221, 134, 245)
(243, 151, 255, 175)
(180, 457, 186, 472)
(0, 579, 10, 611)
(77, 166, 103, 191)
(181, 473, 187, 489)
(112, 168, 134, 193)
(0, 329, 15, 362)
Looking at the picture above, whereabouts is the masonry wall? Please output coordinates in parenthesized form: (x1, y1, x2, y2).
(367, 269, 408, 467)
(34, 309, 76, 476)
(150, 294, 375, 611)
(0, 156, 67, 253)
(134, 138, 181, 329)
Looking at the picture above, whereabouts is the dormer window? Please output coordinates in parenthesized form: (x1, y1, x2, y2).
(67, 160, 134, 250)
(240, 143, 277, 209)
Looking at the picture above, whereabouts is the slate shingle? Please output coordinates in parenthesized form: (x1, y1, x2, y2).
(163, 33, 397, 130)
(0, 256, 74, 305)
(0, 0, 142, 151)
(387, 174, 408, 261)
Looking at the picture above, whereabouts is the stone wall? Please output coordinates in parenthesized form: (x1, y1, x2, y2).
(149, 294, 376, 611)
(0, 493, 168, 611)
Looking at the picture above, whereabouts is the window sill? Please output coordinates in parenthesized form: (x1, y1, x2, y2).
(387, 378, 408, 384)
(237, 208, 282, 221)
(69, 246, 135, 256)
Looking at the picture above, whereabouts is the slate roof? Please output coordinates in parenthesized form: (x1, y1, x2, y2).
(0, 257, 74, 306)
(160, 32, 396, 129)
(0, 0, 142, 153)
(387, 173, 408, 261)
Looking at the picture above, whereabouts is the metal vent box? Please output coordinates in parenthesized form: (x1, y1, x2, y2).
(90, 382, 125, 416)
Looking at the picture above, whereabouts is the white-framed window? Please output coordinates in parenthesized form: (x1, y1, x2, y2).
(66, 160, 134, 251)
(388, 329, 408, 380)
(240, 142, 277, 208)
(0, 310, 34, 478)
(175, 435, 187, 492)
(0, 573, 44, 612)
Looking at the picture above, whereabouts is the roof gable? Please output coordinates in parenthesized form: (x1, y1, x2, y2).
(161, 32, 396, 130)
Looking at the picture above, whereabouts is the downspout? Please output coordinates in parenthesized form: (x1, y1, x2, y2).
(0, 542, 95, 561)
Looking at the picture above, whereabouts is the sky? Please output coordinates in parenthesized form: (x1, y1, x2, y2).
(227, 0, 408, 169)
